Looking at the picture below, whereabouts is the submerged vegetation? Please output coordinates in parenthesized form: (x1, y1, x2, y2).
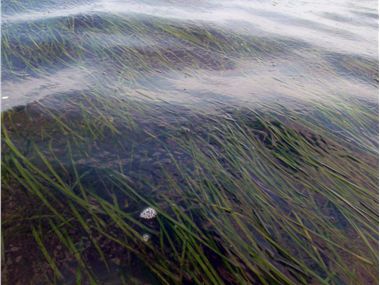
(1, 0, 378, 284)
(2, 93, 378, 284)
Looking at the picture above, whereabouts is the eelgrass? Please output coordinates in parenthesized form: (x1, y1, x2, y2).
(2, 3, 378, 284)
(2, 92, 378, 284)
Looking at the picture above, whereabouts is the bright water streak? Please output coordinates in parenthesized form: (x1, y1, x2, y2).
(2, 0, 378, 117)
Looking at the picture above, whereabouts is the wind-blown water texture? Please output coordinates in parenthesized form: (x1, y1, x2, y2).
(2, 0, 378, 158)
(2, 0, 378, 104)
(1, 0, 378, 284)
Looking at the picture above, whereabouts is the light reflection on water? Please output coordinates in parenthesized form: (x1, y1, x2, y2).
(2, 0, 378, 110)
(1, 1, 378, 283)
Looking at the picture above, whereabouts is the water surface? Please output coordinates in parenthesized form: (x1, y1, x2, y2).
(2, 0, 378, 284)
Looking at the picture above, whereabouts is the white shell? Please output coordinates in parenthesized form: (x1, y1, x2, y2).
(142, 233, 150, 242)
(139, 207, 157, 219)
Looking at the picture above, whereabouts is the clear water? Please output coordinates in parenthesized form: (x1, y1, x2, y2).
(1, 0, 378, 284)
(2, 0, 378, 110)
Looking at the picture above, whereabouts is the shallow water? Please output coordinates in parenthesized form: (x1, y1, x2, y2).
(2, 0, 378, 149)
(2, 0, 378, 107)
(1, 0, 379, 284)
